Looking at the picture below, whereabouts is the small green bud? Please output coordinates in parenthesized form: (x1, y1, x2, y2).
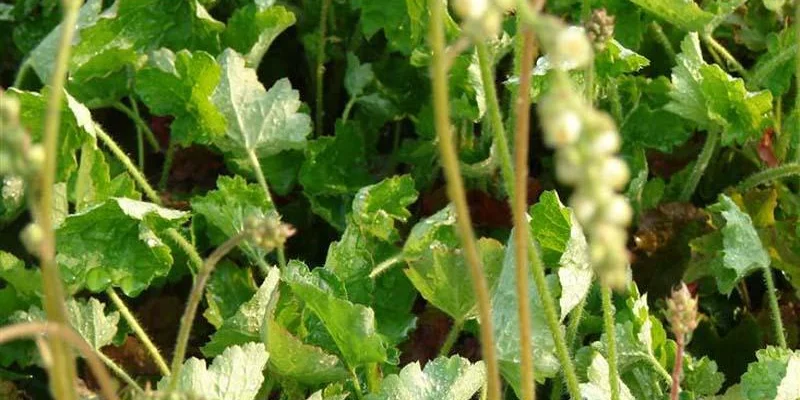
(245, 213, 296, 252)
(21, 223, 44, 256)
(27, 144, 46, 172)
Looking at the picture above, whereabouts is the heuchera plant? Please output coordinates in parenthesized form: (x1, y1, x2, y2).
(0, 0, 799, 399)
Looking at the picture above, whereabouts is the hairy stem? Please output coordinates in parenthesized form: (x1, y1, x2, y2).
(438, 318, 465, 357)
(763, 265, 788, 348)
(679, 129, 719, 202)
(350, 368, 365, 400)
(164, 228, 204, 274)
(131, 99, 145, 171)
(95, 125, 161, 205)
(97, 351, 145, 394)
(649, 354, 674, 386)
(429, 0, 501, 398)
(38, 1, 83, 398)
(476, 41, 514, 198)
(512, 23, 538, 400)
(369, 253, 403, 279)
(550, 296, 588, 400)
(246, 149, 286, 269)
(670, 335, 684, 400)
(738, 163, 800, 192)
(159, 140, 176, 191)
(315, 0, 331, 137)
(702, 35, 748, 77)
(113, 101, 160, 151)
(601, 285, 620, 400)
(106, 288, 171, 376)
(168, 232, 248, 390)
(650, 22, 676, 62)
(342, 96, 357, 122)
(0, 322, 119, 400)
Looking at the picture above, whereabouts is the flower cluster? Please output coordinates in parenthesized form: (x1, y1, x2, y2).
(538, 27, 631, 290)
(666, 282, 699, 339)
(245, 213, 296, 252)
(585, 8, 615, 51)
(453, 0, 514, 38)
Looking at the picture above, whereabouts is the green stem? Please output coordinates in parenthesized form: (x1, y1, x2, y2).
(342, 96, 357, 122)
(97, 351, 145, 394)
(763, 265, 787, 348)
(650, 22, 676, 62)
(95, 125, 161, 205)
(679, 130, 719, 202)
(159, 140, 176, 191)
(113, 101, 160, 152)
(429, 1, 502, 398)
(438, 318, 464, 357)
(315, 0, 332, 137)
(369, 253, 403, 279)
(550, 296, 588, 400)
(131, 99, 145, 171)
(38, 1, 83, 398)
(648, 354, 674, 386)
(350, 368, 365, 400)
(512, 24, 537, 400)
(164, 228, 204, 274)
(738, 163, 800, 192)
(608, 81, 623, 123)
(476, 41, 514, 198)
(168, 232, 248, 391)
(601, 285, 620, 400)
(366, 363, 380, 394)
(702, 35, 748, 78)
(245, 149, 286, 269)
(13, 59, 32, 88)
(106, 288, 171, 377)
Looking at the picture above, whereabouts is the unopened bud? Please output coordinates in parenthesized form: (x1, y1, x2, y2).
(600, 157, 629, 190)
(553, 26, 593, 69)
(585, 9, 615, 51)
(667, 282, 699, 338)
(245, 213, 296, 252)
(21, 223, 43, 256)
(545, 111, 582, 147)
(27, 144, 46, 172)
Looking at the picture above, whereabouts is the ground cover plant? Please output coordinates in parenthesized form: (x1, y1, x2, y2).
(0, 0, 799, 399)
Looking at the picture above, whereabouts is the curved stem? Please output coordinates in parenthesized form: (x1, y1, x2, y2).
(738, 163, 800, 192)
(112, 101, 160, 151)
(648, 354, 674, 386)
(245, 149, 286, 269)
(428, 1, 501, 398)
(106, 288, 171, 376)
(702, 35, 748, 78)
(38, 1, 83, 398)
(679, 130, 719, 202)
(438, 318, 464, 357)
(762, 265, 787, 348)
(97, 351, 145, 394)
(670, 335, 684, 400)
(342, 96, 357, 122)
(0, 322, 119, 400)
(601, 285, 620, 400)
(159, 140, 176, 191)
(168, 232, 248, 390)
(369, 253, 403, 279)
(164, 228, 204, 274)
(512, 23, 537, 400)
(95, 125, 161, 205)
(650, 22, 676, 62)
(476, 41, 514, 198)
(315, 0, 331, 137)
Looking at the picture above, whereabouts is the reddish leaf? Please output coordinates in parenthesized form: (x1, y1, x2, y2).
(758, 127, 779, 168)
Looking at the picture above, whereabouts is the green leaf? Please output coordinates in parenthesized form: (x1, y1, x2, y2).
(352, 175, 418, 242)
(666, 33, 772, 145)
(203, 261, 257, 329)
(212, 49, 312, 158)
(73, 142, 140, 211)
(263, 319, 349, 385)
(345, 53, 375, 99)
(300, 121, 372, 197)
(621, 105, 693, 153)
(283, 261, 387, 367)
(222, 4, 295, 68)
(579, 351, 635, 400)
(529, 191, 572, 267)
(55, 198, 188, 296)
(750, 27, 797, 96)
(191, 175, 275, 263)
(403, 206, 503, 321)
(556, 212, 592, 321)
(627, 0, 713, 31)
(65, 297, 120, 350)
(0, 251, 42, 323)
(158, 342, 269, 400)
(202, 267, 280, 357)
(134, 49, 225, 146)
(365, 355, 485, 400)
(683, 356, 725, 396)
(739, 346, 800, 400)
(492, 234, 560, 387)
(595, 39, 650, 78)
(10, 88, 90, 181)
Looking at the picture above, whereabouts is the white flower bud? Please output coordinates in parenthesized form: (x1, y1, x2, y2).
(555, 149, 582, 184)
(454, 0, 489, 20)
(27, 144, 45, 171)
(591, 129, 620, 156)
(2, 176, 25, 204)
(553, 26, 593, 69)
(481, 11, 502, 38)
(546, 111, 582, 148)
(21, 223, 43, 256)
(602, 194, 633, 226)
(492, 0, 514, 11)
(600, 157, 629, 190)
(571, 194, 597, 224)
